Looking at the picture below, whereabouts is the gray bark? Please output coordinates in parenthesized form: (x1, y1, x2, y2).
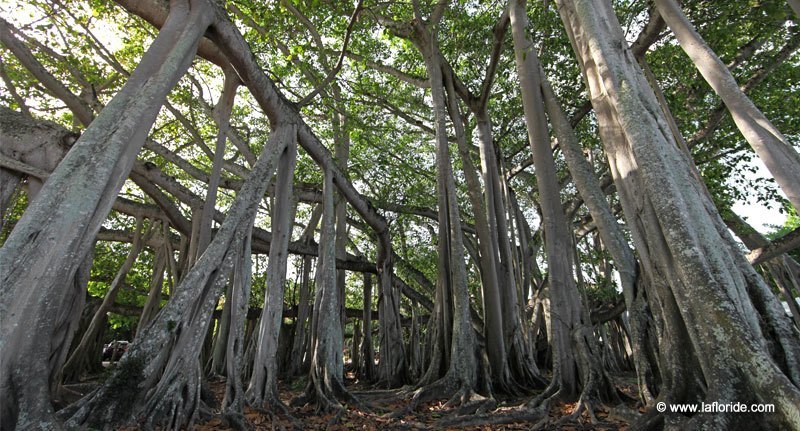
(222, 224, 253, 428)
(0, 2, 213, 428)
(65, 124, 296, 430)
(298, 167, 356, 411)
(444, 72, 508, 390)
(246, 138, 298, 407)
(410, 21, 480, 405)
(539, 58, 658, 405)
(558, 0, 800, 427)
(358, 273, 376, 380)
(510, 0, 616, 408)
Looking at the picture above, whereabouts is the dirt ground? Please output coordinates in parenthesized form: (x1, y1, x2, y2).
(192, 373, 641, 430)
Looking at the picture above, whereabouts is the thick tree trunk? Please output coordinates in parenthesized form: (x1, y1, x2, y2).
(333, 97, 350, 331)
(65, 124, 296, 430)
(538, 57, 658, 405)
(654, 0, 800, 213)
(246, 139, 298, 408)
(295, 167, 358, 412)
(0, 2, 213, 428)
(557, 0, 800, 428)
(406, 26, 482, 410)
(476, 110, 545, 390)
(444, 72, 509, 391)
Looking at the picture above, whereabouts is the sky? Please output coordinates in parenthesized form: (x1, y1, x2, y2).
(729, 157, 788, 234)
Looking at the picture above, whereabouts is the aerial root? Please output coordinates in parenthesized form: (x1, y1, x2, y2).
(291, 375, 365, 416)
(325, 408, 346, 427)
(387, 377, 457, 419)
(220, 410, 251, 431)
(444, 389, 497, 416)
(524, 380, 559, 411)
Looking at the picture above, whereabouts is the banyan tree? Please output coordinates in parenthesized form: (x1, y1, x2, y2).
(1, 0, 799, 430)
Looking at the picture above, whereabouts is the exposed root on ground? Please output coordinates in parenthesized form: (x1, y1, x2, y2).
(387, 373, 496, 422)
(291, 375, 367, 415)
(220, 410, 251, 431)
(437, 407, 544, 428)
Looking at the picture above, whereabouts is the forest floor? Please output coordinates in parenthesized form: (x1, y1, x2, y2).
(189, 373, 640, 430)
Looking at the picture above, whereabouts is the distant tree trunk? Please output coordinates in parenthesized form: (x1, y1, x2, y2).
(290, 255, 314, 376)
(209, 283, 234, 376)
(375, 228, 406, 388)
(358, 272, 376, 381)
(557, 0, 800, 428)
(0, 5, 213, 428)
(654, 0, 800, 213)
(351, 319, 362, 372)
(138, 242, 168, 334)
(407, 299, 423, 381)
(289, 205, 321, 377)
(66, 124, 297, 430)
(61, 217, 152, 382)
(246, 139, 298, 409)
(510, 0, 618, 413)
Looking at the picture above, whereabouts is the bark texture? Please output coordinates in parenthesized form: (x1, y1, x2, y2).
(557, 0, 800, 428)
(0, 2, 212, 428)
(66, 125, 296, 430)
